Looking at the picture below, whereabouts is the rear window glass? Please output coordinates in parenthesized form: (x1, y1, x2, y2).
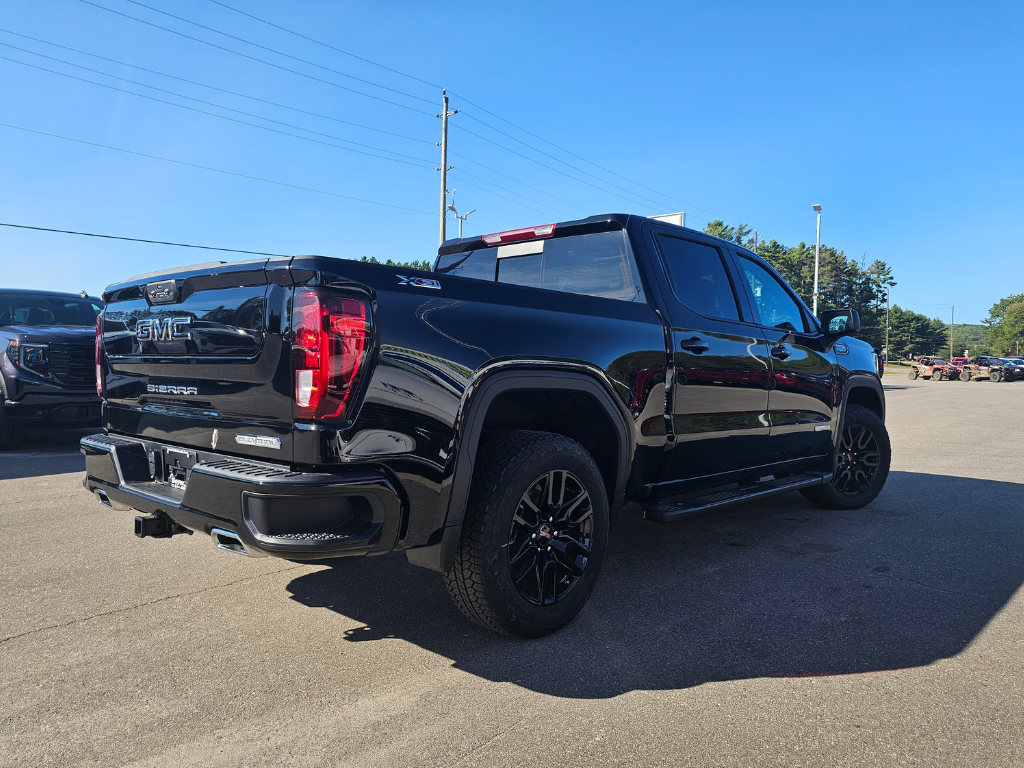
(654, 234, 740, 321)
(433, 248, 497, 280)
(0, 294, 102, 327)
(435, 230, 644, 303)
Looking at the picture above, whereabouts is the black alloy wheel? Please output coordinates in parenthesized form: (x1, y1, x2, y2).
(507, 470, 594, 606)
(444, 430, 609, 637)
(800, 405, 891, 510)
(833, 423, 882, 495)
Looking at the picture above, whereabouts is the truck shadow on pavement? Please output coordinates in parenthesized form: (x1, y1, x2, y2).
(285, 470, 1023, 699)
(0, 428, 100, 481)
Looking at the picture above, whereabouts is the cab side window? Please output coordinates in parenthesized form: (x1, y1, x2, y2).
(654, 234, 740, 321)
(737, 256, 808, 333)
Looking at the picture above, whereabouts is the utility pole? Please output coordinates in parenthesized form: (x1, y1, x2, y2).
(885, 286, 891, 362)
(436, 89, 458, 246)
(949, 305, 955, 360)
(812, 204, 822, 315)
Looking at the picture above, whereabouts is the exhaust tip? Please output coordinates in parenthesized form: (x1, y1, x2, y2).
(95, 489, 131, 511)
(210, 528, 257, 557)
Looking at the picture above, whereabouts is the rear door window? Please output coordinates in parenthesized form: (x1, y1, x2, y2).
(436, 230, 645, 303)
(653, 234, 740, 321)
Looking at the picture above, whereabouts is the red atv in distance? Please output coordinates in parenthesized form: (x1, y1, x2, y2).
(908, 356, 958, 381)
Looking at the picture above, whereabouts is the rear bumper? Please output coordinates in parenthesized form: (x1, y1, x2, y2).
(81, 433, 403, 559)
(4, 393, 101, 428)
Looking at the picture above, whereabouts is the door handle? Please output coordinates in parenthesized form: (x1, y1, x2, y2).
(680, 337, 710, 353)
(770, 345, 792, 360)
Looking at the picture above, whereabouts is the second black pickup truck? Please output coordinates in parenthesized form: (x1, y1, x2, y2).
(82, 214, 889, 636)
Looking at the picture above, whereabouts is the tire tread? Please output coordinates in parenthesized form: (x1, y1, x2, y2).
(444, 430, 600, 635)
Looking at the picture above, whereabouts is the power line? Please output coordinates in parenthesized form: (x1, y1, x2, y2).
(0, 221, 293, 257)
(0, 121, 437, 216)
(0, 28, 433, 145)
(1, 32, 580, 220)
(446, 173, 565, 220)
(0, 59, 565, 222)
(448, 151, 592, 214)
(449, 91, 739, 223)
(91, 0, 752, 228)
(201, 0, 740, 223)
(0, 54, 435, 168)
(204, 0, 442, 90)
(75, 0, 435, 116)
(456, 113, 673, 211)
(116, 0, 435, 104)
(450, 122, 665, 212)
(0, 43, 432, 164)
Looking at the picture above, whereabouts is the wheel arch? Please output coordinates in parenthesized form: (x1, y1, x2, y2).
(406, 366, 633, 573)
(841, 375, 885, 427)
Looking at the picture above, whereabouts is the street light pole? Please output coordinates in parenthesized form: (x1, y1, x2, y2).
(457, 209, 475, 238)
(812, 204, 822, 316)
(885, 286, 891, 361)
(446, 189, 476, 239)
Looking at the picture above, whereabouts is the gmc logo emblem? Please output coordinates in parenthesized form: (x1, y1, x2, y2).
(137, 317, 193, 342)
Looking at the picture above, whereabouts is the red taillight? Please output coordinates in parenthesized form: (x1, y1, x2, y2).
(95, 314, 104, 398)
(292, 289, 369, 420)
(481, 223, 556, 245)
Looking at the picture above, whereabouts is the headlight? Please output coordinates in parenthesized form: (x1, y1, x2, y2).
(10, 342, 49, 374)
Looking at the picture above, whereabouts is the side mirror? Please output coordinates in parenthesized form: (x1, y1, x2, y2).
(820, 308, 861, 336)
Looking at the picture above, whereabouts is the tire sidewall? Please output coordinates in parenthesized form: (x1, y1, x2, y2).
(828, 405, 891, 508)
(478, 439, 609, 637)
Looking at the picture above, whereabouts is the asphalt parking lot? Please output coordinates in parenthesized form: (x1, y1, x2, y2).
(2, 378, 1022, 767)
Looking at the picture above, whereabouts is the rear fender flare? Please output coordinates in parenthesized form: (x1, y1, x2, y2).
(406, 366, 633, 573)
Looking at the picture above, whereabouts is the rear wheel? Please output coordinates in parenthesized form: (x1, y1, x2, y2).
(991, 369, 1002, 383)
(959, 370, 972, 382)
(444, 430, 609, 638)
(800, 405, 891, 510)
(908, 369, 919, 380)
(933, 369, 944, 381)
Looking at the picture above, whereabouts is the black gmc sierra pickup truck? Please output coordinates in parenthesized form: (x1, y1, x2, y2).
(82, 213, 889, 637)
(1, 289, 104, 449)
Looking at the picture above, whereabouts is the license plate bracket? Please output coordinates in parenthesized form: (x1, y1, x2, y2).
(161, 446, 197, 490)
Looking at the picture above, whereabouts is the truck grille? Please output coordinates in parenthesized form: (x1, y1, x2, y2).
(48, 343, 94, 387)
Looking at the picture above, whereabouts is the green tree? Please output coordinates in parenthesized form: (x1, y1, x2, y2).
(986, 293, 1024, 355)
(359, 255, 434, 271)
(887, 306, 948, 359)
(703, 220, 736, 242)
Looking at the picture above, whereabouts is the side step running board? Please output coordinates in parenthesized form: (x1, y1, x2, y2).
(643, 471, 832, 522)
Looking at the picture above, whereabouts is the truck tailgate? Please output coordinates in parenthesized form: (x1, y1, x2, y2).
(100, 258, 295, 461)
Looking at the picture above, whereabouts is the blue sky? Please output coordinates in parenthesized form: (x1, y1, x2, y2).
(1, 0, 1021, 324)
